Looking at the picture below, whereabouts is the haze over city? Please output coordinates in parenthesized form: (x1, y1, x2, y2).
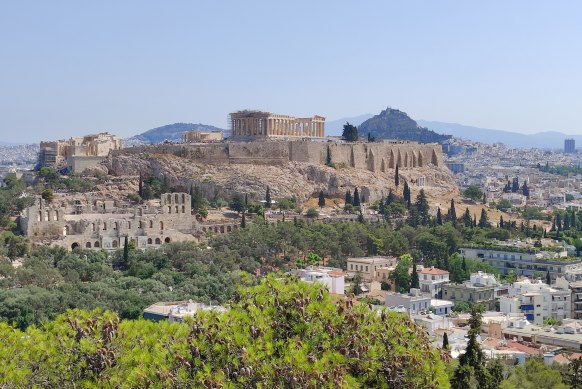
(2, 1, 582, 143)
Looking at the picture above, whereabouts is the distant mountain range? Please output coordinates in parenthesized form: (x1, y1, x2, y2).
(126, 123, 225, 144)
(325, 114, 374, 136)
(418, 120, 581, 150)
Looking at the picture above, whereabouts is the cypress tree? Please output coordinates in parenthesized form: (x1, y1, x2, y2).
(448, 199, 457, 227)
(345, 190, 353, 205)
(473, 214, 477, 228)
(462, 256, 468, 278)
(353, 188, 361, 207)
(463, 208, 472, 227)
(241, 210, 246, 228)
(415, 189, 430, 226)
(403, 181, 410, 203)
(123, 236, 129, 263)
(411, 262, 420, 289)
(546, 271, 551, 285)
(386, 189, 395, 205)
(442, 332, 449, 350)
(318, 190, 325, 209)
(499, 215, 504, 228)
(478, 209, 489, 228)
(436, 207, 443, 225)
(138, 172, 143, 198)
(395, 165, 400, 187)
(521, 181, 530, 197)
(325, 146, 332, 166)
(265, 186, 271, 208)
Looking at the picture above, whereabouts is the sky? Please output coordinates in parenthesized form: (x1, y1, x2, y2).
(1, 1, 582, 143)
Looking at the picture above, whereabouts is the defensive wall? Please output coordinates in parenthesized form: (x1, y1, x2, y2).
(112, 140, 443, 171)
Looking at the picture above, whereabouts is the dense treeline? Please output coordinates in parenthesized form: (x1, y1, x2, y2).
(0, 243, 252, 329)
(0, 276, 449, 388)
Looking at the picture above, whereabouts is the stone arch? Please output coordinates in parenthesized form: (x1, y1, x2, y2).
(149, 220, 154, 228)
(85, 242, 92, 248)
(227, 225, 232, 232)
(175, 206, 179, 213)
(412, 152, 417, 168)
(367, 149, 375, 172)
(418, 153, 423, 167)
(147, 238, 152, 244)
(220, 226, 225, 233)
(350, 147, 355, 168)
(71, 242, 79, 250)
(431, 149, 439, 166)
(397, 150, 402, 167)
(94, 241, 100, 248)
(155, 238, 161, 244)
(380, 158, 386, 173)
(160, 221, 164, 230)
(164, 237, 171, 243)
(174, 194, 179, 203)
(112, 240, 118, 248)
(389, 149, 395, 168)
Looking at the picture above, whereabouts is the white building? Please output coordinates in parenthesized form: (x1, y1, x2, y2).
(293, 266, 345, 295)
(419, 266, 450, 298)
(430, 299, 454, 315)
(499, 278, 571, 325)
(385, 288, 431, 314)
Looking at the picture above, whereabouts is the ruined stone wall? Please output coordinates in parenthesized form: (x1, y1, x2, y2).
(110, 141, 444, 172)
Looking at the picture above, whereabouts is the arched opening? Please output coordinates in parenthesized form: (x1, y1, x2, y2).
(418, 153, 423, 167)
(71, 242, 79, 250)
(63, 226, 69, 236)
(431, 149, 439, 166)
(164, 237, 171, 244)
(128, 221, 131, 229)
(112, 240, 118, 248)
(168, 206, 172, 213)
(103, 222, 107, 231)
(174, 194, 179, 203)
(147, 238, 152, 244)
(182, 205, 185, 213)
(182, 193, 186, 203)
(92, 223, 96, 232)
(155, 238, 161, 244)
(94, 241, 100, 248)
(114, 222, 118, 230)
(175, 206, 179, 213)
(149, 220, 153, 228)
(85, 242, 92, 248)
(227, 226, 232, 232)
(220, 226, 225, 233)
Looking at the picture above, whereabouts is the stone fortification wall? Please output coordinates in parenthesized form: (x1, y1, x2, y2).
(111, 141, 443, 172)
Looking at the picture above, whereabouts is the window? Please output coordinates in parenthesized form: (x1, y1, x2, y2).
(365, 266, 368, 272)
(350, 264, 353, 270)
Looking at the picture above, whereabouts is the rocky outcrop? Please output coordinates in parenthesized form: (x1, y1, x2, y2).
(359, 107, 451, 144)
(105, 152, 458, 204)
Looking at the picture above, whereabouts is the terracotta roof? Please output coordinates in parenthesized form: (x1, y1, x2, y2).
(420, 267, 450, 275)
(505, 340, 542, 355)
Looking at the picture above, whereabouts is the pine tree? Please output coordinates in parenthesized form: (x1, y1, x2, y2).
(265, 186, 271, 208)
(452, 305, 486, 388)
(318, 190, 325, 209)
(411, 262, 420, 289)
(436, 207, 443, 225)
(353, 188, 361, 207)
(395, 165, 400, 187)
(478, 209, 489, 228)
(442, 332, 449, 350)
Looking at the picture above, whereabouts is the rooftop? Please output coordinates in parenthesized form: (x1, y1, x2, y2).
(420, 266, 449, 276)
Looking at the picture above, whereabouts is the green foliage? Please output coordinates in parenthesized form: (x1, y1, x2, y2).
(390, 254, 412, 293)
(341, 122, 359, 142)
(501, 358, 567, 389)
(463, 185, 483, 202)
(0, 276, 449, 388)
(306, 208, 319, 218)
(229, 193, 245, 214)
(0, 178, 33, 229)
(278, 197, 296, 211)
(496, 199, 512, 212)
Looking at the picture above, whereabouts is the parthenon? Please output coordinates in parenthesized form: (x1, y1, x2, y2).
(229, 110, 325, 138)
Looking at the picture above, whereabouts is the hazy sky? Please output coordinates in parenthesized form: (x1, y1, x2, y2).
(2, 1, 582, 143)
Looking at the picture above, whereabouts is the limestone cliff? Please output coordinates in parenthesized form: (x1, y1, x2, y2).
(106, 151, 458, 204)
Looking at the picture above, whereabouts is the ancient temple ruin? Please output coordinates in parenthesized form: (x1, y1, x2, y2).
(229, 110, 325, 139)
